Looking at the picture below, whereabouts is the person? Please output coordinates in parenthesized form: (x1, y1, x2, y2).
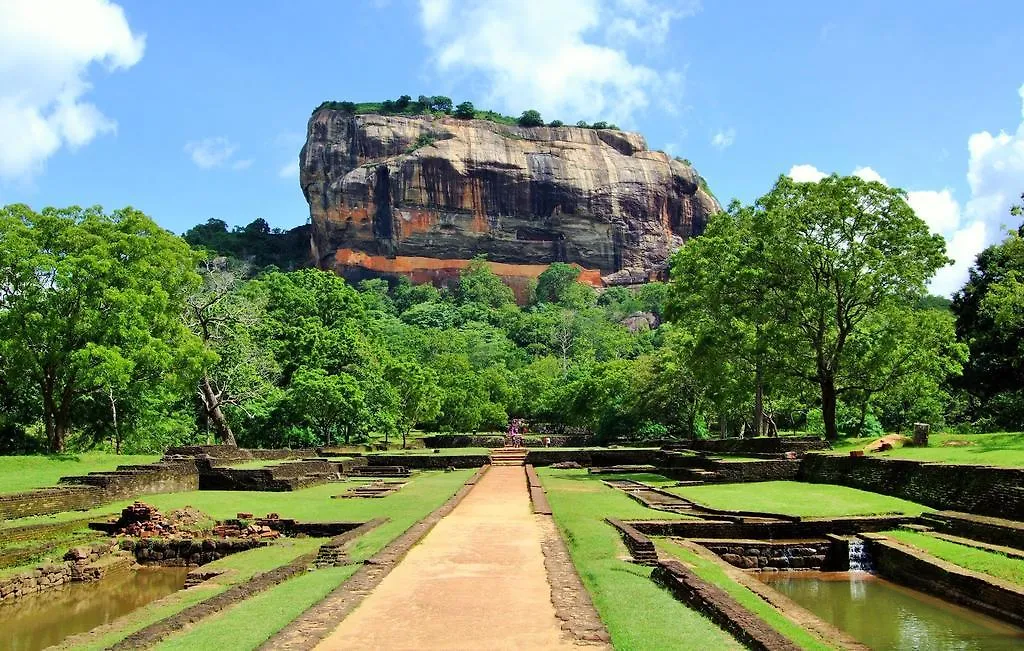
(543, 436, 551, 448)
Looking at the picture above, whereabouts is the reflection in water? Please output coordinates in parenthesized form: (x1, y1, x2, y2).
(0, 566, 188, 651)
(762, 571, 1024, 650)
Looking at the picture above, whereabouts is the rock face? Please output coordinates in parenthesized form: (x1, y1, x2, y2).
(300, 111, 719, 298)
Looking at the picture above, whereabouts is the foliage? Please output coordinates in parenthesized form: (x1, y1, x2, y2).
(453, 101, 475, 119)
(517, 109, 544, 127)
(952, 198, 1024, 431)
(668, 176, 957, 440)
(182, 218, 310, 274)
(0, 205, 203, 452)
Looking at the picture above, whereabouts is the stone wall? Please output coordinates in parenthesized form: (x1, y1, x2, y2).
(124, 537, 265, 566)
(0, 540, 125, 603)
(0, 486, 107, 520)
(630, 515, 915, 539)
(667, 436, 829, 455)
(869, 536, 1024, 627)
(798, 454, 1024, 520)
(693, 539, 831, 570)
(198, 458, 368, 491)
(707, 460, 801, 483)
(652, 560, 802, 651)
(525, 448, 662, 467)
(365, 454, 488, 469)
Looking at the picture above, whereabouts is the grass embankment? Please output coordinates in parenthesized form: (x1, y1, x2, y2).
(131, 470, 473, 649)
(885, 530, 1024, 587)
(367, 447, 491, 456)
(671, 481, 927, 518)
(655, 541, 835, 650)
(154, 565, 358, 651)
(538, 468, 740, 650)
(0, 453, 160, 494)
(61, 538, 325, 651)
(830, 431, 1024, 467)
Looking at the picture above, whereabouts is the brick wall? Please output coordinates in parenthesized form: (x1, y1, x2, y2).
(0, 486, 107, 520)
(798, 454, 1024, 520)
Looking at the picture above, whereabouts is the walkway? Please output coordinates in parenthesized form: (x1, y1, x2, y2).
(316, 465, 578, 650)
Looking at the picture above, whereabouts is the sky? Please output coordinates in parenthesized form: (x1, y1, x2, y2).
(1, 0, 1022, 296)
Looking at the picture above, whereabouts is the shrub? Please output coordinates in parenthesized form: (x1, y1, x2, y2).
(591, 121, 609, 129)
(454, 101, 475, 119)
(430, 95, 453, 113)
(576, 120, 589, 128)
(548, 120, 564, 127)
(518, 109, 544, 127)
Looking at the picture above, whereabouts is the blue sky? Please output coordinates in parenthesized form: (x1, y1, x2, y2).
(1, 0, 1022, 294)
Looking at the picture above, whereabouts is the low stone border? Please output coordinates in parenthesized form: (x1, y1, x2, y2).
(606, 518, 658, 564)
(653, 559, 802, 651)
(920, 510, 1024, 549)
(258, 465, 490, 651)
(525, 464, 552, 515)
(537, 515, 611, 646)
(865, 533, 1024, 628)
(0, 515, 107, 545)
(675, 540, 868, 650)
(629, 514, 914, 539)
(108, 519, 385, 650)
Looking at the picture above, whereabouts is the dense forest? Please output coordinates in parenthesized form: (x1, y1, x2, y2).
(0, 183, 1021, 454)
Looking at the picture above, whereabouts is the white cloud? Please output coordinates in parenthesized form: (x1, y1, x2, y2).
(906, 189, 960, 234)
(852, 166, 888, 185)
(784, 83, 1024, 297)
(417, 0, 693, 124)
(0, 0, 144, 180)
(231, 159, 253, 171)
(184, 137, 243, 170)
(711, 128, 736, 150)
(787, 164, 826, 183)
(278, 161, 296, 180)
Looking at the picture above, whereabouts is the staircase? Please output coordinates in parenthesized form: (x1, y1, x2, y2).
(489, 447, 528, 466)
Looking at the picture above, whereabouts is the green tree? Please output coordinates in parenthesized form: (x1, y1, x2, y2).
(456, 256, 516, 309)
(0, 205, 202, 452)
(952, 196, 1024, 428)
(184, 263, 279, 446)
(518, 110, 544, 127)
(534, 263, 581, 304)
(751, 175, 950, 439)
(430, 95, 453, 113)
(286, 367, 365, 446)
(454, 101, 475, 119)
(386, 360, 442, 448)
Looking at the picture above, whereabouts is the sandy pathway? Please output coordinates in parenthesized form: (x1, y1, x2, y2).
(316, 465, 578, 650)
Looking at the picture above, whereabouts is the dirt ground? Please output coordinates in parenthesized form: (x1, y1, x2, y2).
(316, 466, 579, 650)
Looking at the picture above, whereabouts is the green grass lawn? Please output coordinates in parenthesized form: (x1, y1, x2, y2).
(670, 481, 927, 518)
(0, 453, 160, 494)
(885, 530, 1024, 587)
(55, 471, 473, 649)
(538, 468, 740, 650)
(59, 538, 326, 651)
(155, 565, 359, 651)
(829, 431, 1024, 467)
(655, 541, 834, 650)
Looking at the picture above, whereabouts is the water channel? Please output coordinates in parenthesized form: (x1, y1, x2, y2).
(0, 566, 189, 651)
(761, 571, 1024, 650)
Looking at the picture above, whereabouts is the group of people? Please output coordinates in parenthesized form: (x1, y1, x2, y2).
(505, 419, 551, 448)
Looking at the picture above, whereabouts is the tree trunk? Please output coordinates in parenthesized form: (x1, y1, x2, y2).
(821, 377, 838, 441)
(719, 416, 727, 439)
(402, 427, 409, 450)
(753, 365, 764, 438)
(199, 375, 236, 446)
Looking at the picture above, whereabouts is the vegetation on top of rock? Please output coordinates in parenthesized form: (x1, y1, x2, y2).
(313, 94, 620, 130)
(183, 218, 310, 275)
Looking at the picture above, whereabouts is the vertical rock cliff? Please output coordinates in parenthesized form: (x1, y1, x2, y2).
(300, 110, 719, 298)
